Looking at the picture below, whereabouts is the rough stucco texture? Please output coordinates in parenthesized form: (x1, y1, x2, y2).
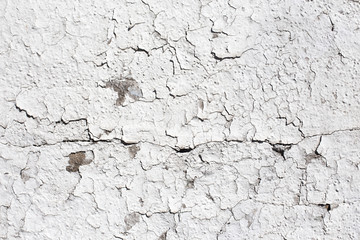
(1, 0, 360, 239)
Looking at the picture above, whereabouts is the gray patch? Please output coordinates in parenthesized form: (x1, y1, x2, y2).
(128, 145, 140, 158)
(20, 169, 30, 181)
(106, 78, 143, 105)
(66, 150, 94, 172)
(198, 99, 204, 110)
(245, 212, 255, 227)
(186, 179, 195, 189)
(124, 212, 140, 231)
(159, 231, 167, 240)
(305, 153, 321, 163)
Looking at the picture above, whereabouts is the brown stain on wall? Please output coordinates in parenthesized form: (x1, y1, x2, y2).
(66, 151, 93, 172)
(106, 78, 143, 105)
(124, 212, 140, 231)
(128, 145, 140, 158)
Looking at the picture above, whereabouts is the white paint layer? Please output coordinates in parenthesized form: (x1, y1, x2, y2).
(1, 0, 360, 239)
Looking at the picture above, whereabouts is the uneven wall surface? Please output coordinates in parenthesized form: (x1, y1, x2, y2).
(1, 0, 360, 239)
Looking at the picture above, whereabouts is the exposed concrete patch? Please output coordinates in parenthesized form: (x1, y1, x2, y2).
(158, 231, 167, 240)
(106, 78, 143, 105)
(66, 150, 94, 172)
(124, 212, 140, 231)
(128, 144, 140, 158)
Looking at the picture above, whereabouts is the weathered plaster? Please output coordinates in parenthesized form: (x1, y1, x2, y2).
(1, 0, 360, 239)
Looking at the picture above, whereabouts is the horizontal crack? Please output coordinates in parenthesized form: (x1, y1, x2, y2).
(211, 48, 254, 62)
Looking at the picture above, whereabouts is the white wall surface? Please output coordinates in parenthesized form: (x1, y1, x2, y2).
(1, 0, 360, 239)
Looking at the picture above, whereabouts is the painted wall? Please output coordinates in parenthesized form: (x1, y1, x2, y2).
(1, 0, 360, 239)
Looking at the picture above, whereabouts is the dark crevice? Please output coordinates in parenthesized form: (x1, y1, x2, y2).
(175, 147, 194, 153)
(209, 18, 229, 37)
(314, 136, 323, 157)
(128, 22, 143, 31)
(329, 17, 335, 31)
(251, 139, 269, 144)
(210, 28, 229, 36)
(95, 62, 109, 68)
(271, 144, 292, 159)
(211, 51, 243, 61)
(169, 59, 175, 75)
(14, 104, 36, 120)
(55, 118, 88, 125)
(132, 46, 150, 56)
(120, 139, 137, 146)
(211, 49, 253, 61)
(318, 203, 331, 212)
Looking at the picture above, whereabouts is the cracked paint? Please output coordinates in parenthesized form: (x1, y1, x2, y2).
(1, 0, 360, 239)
